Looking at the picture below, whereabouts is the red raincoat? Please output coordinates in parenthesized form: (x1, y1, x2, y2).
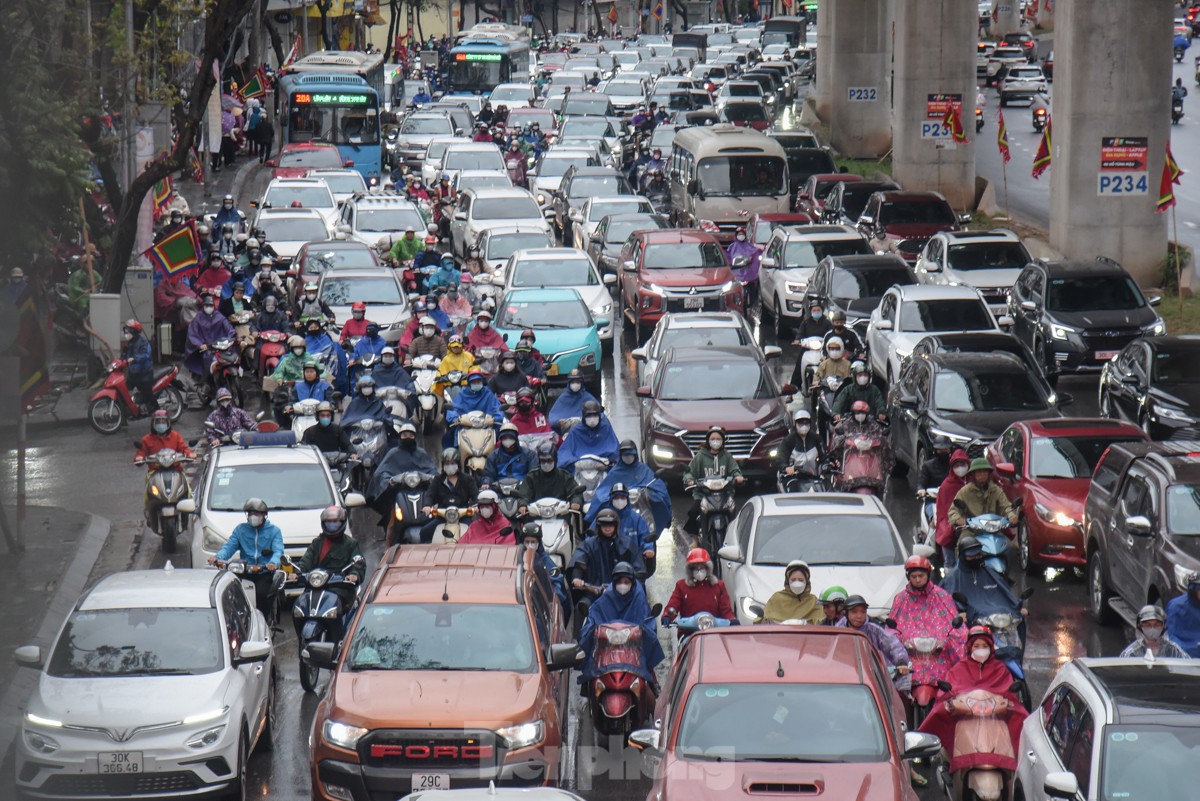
(458, 512, 515, 545)
(918, 653, 1029, 772)
(935, 449, 970, 548)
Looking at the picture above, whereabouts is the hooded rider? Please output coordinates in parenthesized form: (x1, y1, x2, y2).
(509, 387, 552, 437)
(682, 425, 744, 536)
(1166, 572, 1200, 657)
(570, 517, 645, 619)
(205, 387, 257, 443)
(548, 368, 599, 428)
(557, 400, 620, 471)
(521, 523, 570, 612)
(579, 562, 664, 687)
(434, 334, 476, 396)
(482, 421, 538, 488)
(838, 594, 912, 693)
(760, 560, 824, 624)
(417, 448, 480, 543)
(890, 555, 966, 687)
(936, 450, 972, 566)
(457, 489, 516, 544)
(1122, 603, 1191, 659)
(489, 350, 531, 396)
(588, 440, 672, 534)
(444, 367, 503, 448)
(466, 308, 506, 353)
(368, 421, 437, 524)
(184, 292, 235, 383)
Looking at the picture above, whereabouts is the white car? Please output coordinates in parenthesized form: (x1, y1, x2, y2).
(569, 195, 655, 250)
(440, 142, 507, 180)
(530, 149, 600, 207)
(453, 169, 513, 194)
(260, 177, 339, 226)
(472, 224, 556, 273)
(501, 248, 617, 344)
(914, 229, 1032, 315)
(449, 187, 553, 258)
(986, 46, 1029, 86)
(14, 567, 274, 800)
(866, 284, 1013, 385)
(250, 208, 331, 269)
(719, 493, 909, 625)
(180, 440, 365, 571)
(334, 193, 427, 248)
(319, 267, 412, 343)
(758, 224, 872, 340)
(488, 82, 536, 109)
(999, 64, 1049, 106)
(305, 168, 368, 203)
(419, 136, 471, 186)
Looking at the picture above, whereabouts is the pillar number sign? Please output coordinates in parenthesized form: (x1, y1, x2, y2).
(1098, 137, 1149, 196)
(847, 87, 879, 102)
(921, 94, 961, 140)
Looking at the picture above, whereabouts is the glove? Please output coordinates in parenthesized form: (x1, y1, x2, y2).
(660, 615, 671, 627)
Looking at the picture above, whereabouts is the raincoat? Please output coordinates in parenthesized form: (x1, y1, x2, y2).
(548, 385, 599, 426)
(466, 322, 507, 353)
(305, 331, 349, 394)
(589, 457, 672, 533)
(1166, 592, 1200, 657)
(837, 617, 912, 691)
(445, 384, 503, 428)
(389, 235, 423, 264)
(569, 530, 645, 585)
(372, 361, 415, 391)
(458, 512, 516, 545)
(579, 581, 664, 681)
(762, 580, 823, 624)
(587, 501, 654, 554)
(726, 238, 760, 284)
(890, 581, 967, 685)
(367, 441, 437, 514)
(205, 404, 257, 439)
(184, 308, 235, 375)
(483, 445, 538, 485)
(489, 367, 531, 396)
(940, 559, 1021, 625)
(340, 393, 394, 430)
(557, 418, 619, 471)
(935, 450, 971, 547)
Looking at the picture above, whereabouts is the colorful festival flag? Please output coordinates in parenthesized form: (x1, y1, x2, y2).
(282, 34, 301, 70)
(1032, 117, 1052, 179)
(152, 174, 174, 219)
(942, 100, 968, 144)
(13, 292, 50, 411)
(239, 67, 269, 100)
(144, 220, 203, 279)
(653, 0, 663, 19)
(997, 109, 1011, 164)
(608, 4, 619, 24)
(189, 147, 205, 183)
(1157, 143, 1185, 213)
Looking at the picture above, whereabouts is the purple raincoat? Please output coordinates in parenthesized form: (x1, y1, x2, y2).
(185, 308, 235, 376)
(726, 238, 760, 284)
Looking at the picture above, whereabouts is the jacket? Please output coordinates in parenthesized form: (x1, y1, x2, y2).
(340, 318, 372, 344)
(569, 531, 646, 585)
(813, 356, 852, 385)
(408, 333, 448, 360)
(663, 577, 734, 622)
(205, 405, 257, 438)
(775, 430, 825, 475)
(918, 454, 950, 491)
(935, 450, 971, 546)
(121, 333, 154, 381)
(1166, 593, 1200, 658)
(483, 445, 537, 485)
(519, 468, 584, 506)
(214, 521, 286, 567)
(794, 315, 831, 341)
(252, 309, 290, 334)
(292, 379, 335, 403)
(297, 533, 365, 582)
(947, 480, 1014, 527)
(830, 380, 886, 416)
(682, 448, 742, 490)
(424, 473, 479, 510)
(580, 581, 663, 681)
(135, 430, 194, 461)
(274, 353, 326, 384)
(823, 326, 864, 355)
(458, 512, 515, 544)
(389, 235, 423, 263)
(302, 423, 352, 454)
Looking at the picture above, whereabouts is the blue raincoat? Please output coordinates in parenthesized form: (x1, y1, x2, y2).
(549, 386, 599, 426)
(483, 445, 538, 484)
(557, 417, 620, 471)
(340, 394, 394, 430)
(1166, 593, 1200, 657)
(579, 582, 664, 682)
(588, 458, 672, 533)
(586, 502, 654, 553)
(305, 331, 350, 394)
(569, 530, 645, 586)
(349, 334, 388, 385)
(939, 560, 1020, 623)
(423, 262, 461, 293)
(445, 384, 503, 427)
(293, 379, 335, 403)
(372, 362, 416, 391)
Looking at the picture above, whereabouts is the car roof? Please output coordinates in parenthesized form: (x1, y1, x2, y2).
(916, 332, 1023, 349)
(688, 627, 882, 685)
(636, 228, 721, 244)
(299, 239, 372, 252)
(1041, 258, 1128, 276)
(371, 544, 526, 604)
(1075, 659, 1200, 723)
(214, 442, 328, 468)
(267, 177, 329, 187)
(662, 311, 746, 329)
(502, 287, 585, 303)
(938, 229, 1021, 243)
(1102, 440, 1200, 484)
(466, 188, 538, 200)
(349, 194, 419, 207)
(306, 168, 362, 177)
(826, 254, 909, 270)
(893, 284, 986, 301)
(1146, 334, 1200, 353)
(780, 224, 862, 241)
(568, 166, 623, 176)
(255, 208, 326, 221)
(280, 142, 339, 152)
(81, 568, 221, 611)
(601, 212, 665, 224)
(757, 492, 890, 517)
(510, 247, 591, 261)
(926, 351, 1028, 372)
(1019, 417, 1147, 438)
(319, 267, 399, 281)
(876, 190, 949, 202)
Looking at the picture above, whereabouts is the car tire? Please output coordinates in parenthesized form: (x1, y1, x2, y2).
(1088, 549, 1117, 625)
(1099, 387, 1113, 419)
(1140, 411, 1155, 440)
(773, 298, 788, 340)
(260, 664, 278, 752)
(1017, 520, 1038, 576)
(1033, 338, 1051, 378)
(223, 732, 248, 801)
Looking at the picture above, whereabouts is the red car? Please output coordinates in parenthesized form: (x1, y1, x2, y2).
(267, 143, 349, 179)
(795, 172, 862, 218)
(629, 626, 939, 801)
(986, 418, 1147, 574)
(292, 239, 382, 302)
(618, 229, 743, 343)
(855, 190, 966, 264)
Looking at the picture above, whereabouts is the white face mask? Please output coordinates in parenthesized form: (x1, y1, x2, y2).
(382, 355, 396, 365)
(828, 349, 843, 359)
(584, 415, 600, 428)
(953, 465, 970, 477)
(1142, 625, 1164, 641)
(612, 498, 628, 510)
(524, 541, 539, 551)
(568, 381, 583, 393)
(709, 437, 723, 450)
(789, 580, 807, 594)
(971, 648, 990, 664)
(422, 327, 436, 337)
(123, 331, 134, 341)
(361, 386, 374, 397)
(500, 436, 517, 449)
(796, 424, 810, 436)
(692, 568, 707, 582)
(856, 375, 870, 386)
(444, 464, 459, 476)
(854, 413, 868, 423)
(539, 461, 555, 473)
(247, 514, 265, 527)
(502, 361, 516, 372)
(479, 505, 494, 519)
(736, 234, 746, 242)
(615, 582, 632, 596)
(478, 320, 490, 329)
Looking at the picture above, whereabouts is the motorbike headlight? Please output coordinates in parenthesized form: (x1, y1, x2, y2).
(323, 720, 369, 750)
(496, 720, 544, 750)
(1050, 323, 1078, 341)
(308, 569, 330, 589)
(985, 613, 1014, 630)
(321, 605, 341, 619)
(201, 527, 228, 553)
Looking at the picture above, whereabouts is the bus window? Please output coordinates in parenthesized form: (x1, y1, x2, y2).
(290, 105, 380, 146)
(696, 156, 787, 197)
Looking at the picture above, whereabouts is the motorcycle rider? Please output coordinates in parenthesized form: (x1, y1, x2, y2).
(184, 292, 235, 390)
(212, 194, 242, 240)
(340, 301, 372, 345)
(252, 294, 290, 338)
(294, 281, 335, 326)
(134, 409, 194, 462)
(823, 309, 865, 357)
(120, 319, 158, 412)
(775, 408, 825, 491)
(520, 522, 570, 611)
(579, 561, 664, 689)
(347, 322, 388, 386)
(340, 375, 396, 433)
(918, 436, 953, 521)
(831, 361, 886, 421)
(793, 299, 831, 345)
(509, 386, 553, 437)
(296, 506, 365, 609)
(368, 421, 437, 524)
(591, 483, 656, 571)
(434, 334, 476, 396)
(419, 448, 479, 543)
(725, 226, 760, 304)
(589, 440, 672, 534)
(482, 421, 537, 488)
(288, 360, 335, 407)
(444, 367, 503, 448)
(250, 257, 285, 303)
(549, 369, 599, 428)
(819, 586, 848, 626)
(439, 282, 472, 320)
(936, 449, 972, 567)
(811, 335, 851, 390)
(1166, 571, 1200, 657)
(831, 400, 894, 491)
(423, 254, 461, 294)
(941, 535, 1027, 626)
(303, 317, 349, 394)
(388, 226, 423, 264)
(373, 346, 414, 391)
(519, 441, 585, 515)
(946, 458, 1017, 533)
(890, 554, 966, 691)
(301, 401, 353, 453)
(205, 387, 256, 444)
(458, 489, 516, 544)
(570, 512, 646, 619)
(505, 139, 529, 186)
(682, 425, 745, 536)
(661, 548, 735, 625)
(839, 595, 912, 693)
(466, 308, 506, 353)
(407, 177, 432, 204)
(472, 122, 493, 142)
(462, 245, 488, 276)
(760, 559, 823, 624)
(219, 281, 253, 319)
(406, 315, 448, 363)
(1175, 75, 1190, 112)
(514, 336, 546, 378)
(558, 400, 619, 471)
(1121, 604, 1191, 659)
(489, 350, 531, 396)
(208, 498, 285, 617)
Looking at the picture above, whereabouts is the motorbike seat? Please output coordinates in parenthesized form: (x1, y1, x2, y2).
(153, 365, 175, 382)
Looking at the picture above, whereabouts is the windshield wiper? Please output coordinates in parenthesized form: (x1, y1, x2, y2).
(133, 668, 197, 675)
(740, 755, 843, 763)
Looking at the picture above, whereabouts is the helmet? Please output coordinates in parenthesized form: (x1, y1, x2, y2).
(439, 447, 459, 464)
(851, 400, 870, 414)
(320, 505, 347, 535)
(685, 547, 711, 565)
(477, 489, 499, 505)
(581, 400, 603, 416)
(957, 534, 984, 555)
(931, 436, 952, 452)
(969, 457, 993, 473)
(793, 408, 812, 421)
(618, 439, 638, 453)
(820, 586, 848, 604)
(966, 625, 995, 647)
(477, 309, 493, 320)
(246, 237, 259, 249)
(381, 346, 396, 357)
(851, 360, 868, 375)
(397, 421, 418, 437)
(516, 387, 536, 402)
(610, 482, 630, 498)
(499, 420, 520, 437)
(467, 366, 487, 380)
(243, 497, 268, 514)
(356, 375, 377, 391)
(707, 424, 726, 438)
(595, 508, 619, 527)
(785, 559, 810, 580)
(611, 561, 636, 580)
(520, 328, 536, 342)
(316, 401, 335, 416)
(1137, 604, 1167, 625)
(215, 387, 233, 402)
(151, 409, 170, 423)
(521, 522, 543, 540)
(302, 359, 320, 371)
(829, 310, 846, 324)
(424, 235, 438, 245)
(736, 226, 746, 234)
(905, 555, 933, 574)
(419, 315, 436, 327)
(123, 318, 143, 333)
(351, 301, 367, 312)
(844, 594, 869, 610)
(288, 335, 305, 349)
(535, 441, 557, 461)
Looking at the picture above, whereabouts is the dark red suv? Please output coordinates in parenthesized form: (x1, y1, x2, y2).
(856, 190, 966, 264)
(619, 229, 744, 342)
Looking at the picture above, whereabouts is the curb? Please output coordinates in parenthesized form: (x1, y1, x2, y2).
(0, 513, 112, 765)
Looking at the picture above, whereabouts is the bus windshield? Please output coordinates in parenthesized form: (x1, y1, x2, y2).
(697, 155, 787, 197)
(288, 102, 380, 145)
(449, 57, 508, 93)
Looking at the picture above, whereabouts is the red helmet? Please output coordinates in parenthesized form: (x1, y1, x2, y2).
(686, 548, 711, 565)
(289, 200, 303, 208)
(905, 555, 933, 574)
(424, 235, 438, 245)
(123, 318, 143, 333)
(351, 301, 367, 312)
(467, 366, 487, 379)
(851, 400, 870, 414)
(966, 625, 995, 648)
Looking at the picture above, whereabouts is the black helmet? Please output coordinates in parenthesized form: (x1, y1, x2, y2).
(596, 508, 620, 527)
(581, 400, 603, 416)
(829, 310, 846, 324)
(521, 522, 543, 540)
(243, 498, 268, 514)
(957, 534, 984, 556)
(618, 438, 638, 453)
(611, 561, 636, 580)
(931, 436, 952, 452)
(320, 505, 347, 535)
(610, 482, 630, 498)
(536, 441, 557, 461)
(844, 594, 869, 610)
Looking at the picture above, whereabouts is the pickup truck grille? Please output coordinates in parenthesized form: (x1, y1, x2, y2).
(360, 730, 500, 769)
(681, 430, 761, 459)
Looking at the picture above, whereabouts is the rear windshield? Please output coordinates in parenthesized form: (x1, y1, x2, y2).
(946, 242, 1030, 271)
(899, 299, 994, 333)
(879, 200, 957, 226)
(830, 266, 913, 301)
(1030, 436, 1142, 479)
(784, 239, 871, 270)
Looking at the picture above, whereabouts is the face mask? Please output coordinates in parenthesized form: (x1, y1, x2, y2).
(584, 415, 600, 428)
(153, 423, 169, 434)
(422, 327, 436, 338)
(218, 399, 231, 409)
(322, 522, 342, 535)
(400, 437, 416, 448)
(479, 505, 494, 519)
(502, 361, 516, 372)
(971, 648, 991, 664)
(612, 498, 628, 510)
(736, 234, 746, 242)
(568, 381, 582, 393)
(1142, 625, 1164, 641)
(444, 464, 459, 476)
(469, 381, 483, 391)
(361, 386, 374, 397)
(797, 424, 811, 436)
(305, 293, 317, 302)
(479, 320, 490, 329)
(500, 436, 517, 449)
(854, 413, 868, 423)
(856, 375, 870, 386)
(292, 348, 305, 357)
(318, 416, 332, 427)
(615, 582, 632, 596)
(709, 437, 723, 450)
(248, 513, 265, 527)
(382, 355, 395, 365)
(789, 580, 807, 594)
(953, 465, 969, 477)
(352, 311, 364, 320)
(828, 349, 843, 359)
(812, 311, 823, 320)
(203, 304, 215, 314)
(524, 541, 539, 551)
(224, 233, 233, 241)
(539, 461, 555, 473)
(264, 301, 276, 312)
(692, 569, 707, 582)
(621, 453, 636, 465)
(123, 331, 134, 341)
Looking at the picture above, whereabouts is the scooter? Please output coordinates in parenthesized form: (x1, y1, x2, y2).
(574, 455, 611, 514)
(1032, 106, 1047, 132)
(934, 687, 1019, 801)
(474, 346, 502, 377)
(347, 419, 390, 493)
(917, 487, 939, 556)
(89, 360, 186, 435)
(666, 611, 732, 652)
(379, 384, 412, 424)
(321, 451, 355, 495)
(255, 329, 288, 392)
(221, 558, 286, 629)
(494, 477, 523, 521)
(293, 554, 366, 693)
(588, 603, 663, 738)
(954, 497, 1023, 576)
(815, 374, 844, 445)
(427, 504, 475, 544)
(952, 587, 1034, 711)
(387, 471, 436, 545)
(135, 446, 193, 554)
(228, 311, 256, 371)
(797, 337, 824, 396)
(778, 465, 829, 493)
(975, 107, 984, 133)
(209, 337, 244, 407)
(1173, 96, 1185, 125)
(291, 398, 322, 440)
(835, 432, 887, 496)
(528, 497, 575, 568)
(456, 410, 497, 477)
(690, 476, 736, 576)
(410, 354, 443, 433)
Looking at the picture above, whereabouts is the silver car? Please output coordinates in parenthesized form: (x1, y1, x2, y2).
(500, 248, 617, 345)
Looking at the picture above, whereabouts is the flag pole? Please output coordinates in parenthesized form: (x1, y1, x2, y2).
(1002, 154, 1011, 222)
(1173, 203, 1183, 315)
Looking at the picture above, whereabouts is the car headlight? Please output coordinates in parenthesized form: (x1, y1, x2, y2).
(185, 724, 227, 749)
(23, 730, 60, 755)
(1034, 502, 1076, 528)
(784, 281, 805, 295)
(895, 347, 912, 360)
(1157, 405, 1194, 422)
(1050, 323, 1078, 341)
(580, 352, 597, 368)
(323, 720, 369, 750)
(24, 713, 63, 729)
(645, 283, 665, 296)
(1143, 317, 1167, 336)
(201, 526, 228, 552)
(721, 281, 738, 293)
(592, 302, 612, 316)
(650, 416, 681, 435)
(496, 720, 544, 749)
(537, 193, 546, 204)
(183, 707, 229, 726)
(928, 427, 971, 444)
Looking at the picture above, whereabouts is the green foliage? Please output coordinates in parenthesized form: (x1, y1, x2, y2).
(833, 155, 894, 178)
(1159, 245, 1191, 293)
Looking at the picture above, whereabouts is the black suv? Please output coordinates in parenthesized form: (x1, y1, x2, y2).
(1008, 257, 1165, 380)
(1099, 335, 1200, 440)
(821, 179, 901, 225)
(1085, 440, 1200, 626)
(800, 254, 916, 336)
(549, 165, 634, 242)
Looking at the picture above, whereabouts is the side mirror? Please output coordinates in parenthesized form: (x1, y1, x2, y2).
(912, 543, 936, 559)
(454, 211, 468, 221)
(994, 462, 1016, 479)
(635, 386, 652, 398)
(1148, 294, 1163, 307)
(603, 273, 617, 286)
(234, 639, 272, 666)
(937, 680, 953, 692)
(858, 214, 875, 226)
(895, 393, 918, 408)
(687, 179, 699, 195)
(900, 732, 942, 760)
(543, 208, 557, 219)
(1125, 515, 1153, 537)
(344, 160, 355, 168)
(336, 224, 351, 234)
(14, 645, 43, 669)
(622, 259, 637, 272)
(1020, 299, 1037, 312)
(344, 492, 366, 508)
(958, 212, 972, 224)
(732, 255, 749, 268)
(568, 208, 583, 223)
(628, 728, 662, 753)
(717, 543, 743, 563)
(177, 498, 197, 514)
(594, 318, 610, 329)
(1043, 772, 1080, 800)
(302, 641, 339, 669)
(760, 257, 777, 269)
(875, 319, 893, 331)
(265, 159, 276, 167)
(631, 347, 648, 362)
(997, 315, 1014, 328)
(1020, 586, 1036, 601)
(547, 642, 585, 671)
(762, 345, 782, 360)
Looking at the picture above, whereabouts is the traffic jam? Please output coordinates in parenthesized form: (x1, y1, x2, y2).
(13, 8, 1200, 801)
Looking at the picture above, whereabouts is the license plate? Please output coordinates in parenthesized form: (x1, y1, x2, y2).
(684, 297, 704, 309)
(411, 773, 449, 792)
(1095, 350, 1119, 361)
(98, 752, 143, 774)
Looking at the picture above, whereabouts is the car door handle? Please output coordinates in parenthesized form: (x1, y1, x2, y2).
(1026, 750, 1038, 765)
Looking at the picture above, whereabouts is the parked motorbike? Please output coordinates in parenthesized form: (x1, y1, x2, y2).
(135, 446, 193, 554)
(292, 554, 365, 692)
(456, 410, 497, 476)
(934, 688, 1019, 801)
(410, 354, 443, 433)
(387, 471, 436, 545)
(1032, 106, 1048, 132)
(588, 603, 663, 737)
(690, 476, 736, 575)
(528, 497, 574, 568)
(89, 360, 185, 435)
(835, 432, 887, 496)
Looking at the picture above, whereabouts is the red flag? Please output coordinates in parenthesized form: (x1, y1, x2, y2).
(1158, 143, 1184, 212)
(997, 109, 1011, 164)
(943, 101, 969, 144)
(608, 4, 619, 24)
(10, 292, 50, 411)
(1032, 116, 1052, 179)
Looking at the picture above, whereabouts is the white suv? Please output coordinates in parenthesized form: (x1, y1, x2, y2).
(914, 229, 1032, 315)
(334, 192, 427, 248)
(999, 65, 1049, 106)
(986, 46, 1029, 86)
(757, 224, 872, 339)
(15, 567, 275, 800)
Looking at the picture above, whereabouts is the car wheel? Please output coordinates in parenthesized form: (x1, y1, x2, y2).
(1099, 386, 1113, 418)
(1017, 520, 1038, 576)
(1088, 549, 1117, 625)
(773, 299, 787, 340)
(223, 732, 248, 801)
(1033, 338, 1052, 377)
(260, 664, 277, 752)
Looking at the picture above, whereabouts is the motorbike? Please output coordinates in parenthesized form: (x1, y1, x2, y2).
(135, 446, 193, 554)
(797, 337, 825, 396)
(815, 374, 844, 444)
(387, 471, 437, 545)
(427, 504, 475, 544)
(456, 410, 497, 476)
(505, 152, 528, 187)
(1173, 95, 1185, 124)
(1177, 45, 1187, 63)
(666, 611, 731, 653)
(975, 107, 984, 133)
(917, 487, 940, 558)
(222, 558, 286, 629)
(228, 311, 256, 371)
(494, 477, 523, 521)
(293, 554, 366, 693)
(574, 455, 611, 514)
(906, 635, 947, 730)
(291, 397, 322, 440)
(209, 337, 245, 407)
(952, 587, 1035, 711)
(528, 497, 574, 568)
(438, 368, 467, 401)
(934, 688, 1019, 801)
(1032, 106, 1048, 132)
(347, 419, 390, 493)
(690, 476, 736, 575)
(321, 451, 355, 495)
(256, 329, 288, 397)
(474, 346, 502, 377)
(954, 497, 1023, 576)
(410, 354, 443, 434)
(778, 464, 829, 493)
(835, 431, 887, 496)
(588, 603, 663, 737)
(379, 384, 412, 423)
(89, 360, 186, 435)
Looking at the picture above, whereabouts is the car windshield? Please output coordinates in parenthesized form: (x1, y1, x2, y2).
(445, 149, 505, 171)
(839, 185, 890, 221)
(900, 299, 994, 332)
(660, 326, 749, 352)
(933, 368, 1048, 412)
(753, 513, 902, 566)
(487, 232, 553, 260)
(1153, 347, 1200, 381)
(643, 241, 727, 268)
(1101, 724, 1200, 799)
(721, 103, 768, 123)
(498, 298, 591, 329)
(491, 86, 532, 103)
(539, 155, 594, 177)
(459, 174, 513, 191)
(946, 241, 1029, 271)
(255, 217, 328, 242)
(507, 109, 554, 129)
(207, 463, 335, 510)
(784, 239, 872, 269)
(1047, 276, 1146, 312)
(562, 118, 618, 136)
(401, 117, 454, 134)
(48, 608, 223, 677)
(265, 185, 334, 209)
(279, 148, 343, 169)
(697, 155, 787, 197)
(563, 98, 612, 115)
(724, 83, 763, 97)
(1031, 436, 1141, 479)
(474, 197, 543, 220)
(879, 200, 957, 226)
(304, 247, 376, 273)
(427, 141, 454, 161)
(830, 266, 912, 302)
(675, 683, 888, 762)
(346, 603, 535, 672)
(569, 175, 632, 198)
(785, 151, 835, 181)
(513, 258, 598, 287)
(356, 207, 424, 232)
(606, 217, 666, 243)
(658, 361, 774, 400)
(1167, 485, 1200, 535)
(774, 133, 821, 149)
(316, 173, 367, 195)
(322, 276, 403, 306)
(590, 200, 651, 221)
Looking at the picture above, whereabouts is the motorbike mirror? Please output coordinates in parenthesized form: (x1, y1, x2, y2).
(883, 617, 898, 629)
(204, 420, 216, 429)
(350, 554, 366, 567)
(937, 680, 952, 692)
(132, 438, 143, 450)
(952, 614, 965, 628)
(1008, 679, 1026, 694)
(648, 603, 664, 619)
(1020, 587, 1035, 601)
(255, 411, 266, 421)
(302, 641, 339, 669)
(499, 526, 514, 538)
(953, 498, 969, 511)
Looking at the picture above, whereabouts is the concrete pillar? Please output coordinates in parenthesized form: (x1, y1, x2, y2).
(814, 5, 832, 121)
(991, 0, 1022, 36)
(828, 0, 892, 158)
(892, 0, 976, 209)
(1048, 0, 1171, 285)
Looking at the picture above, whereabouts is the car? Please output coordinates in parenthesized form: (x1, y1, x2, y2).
(559, 92, 616, 118)
(600, 77, 650, 113)
(334, 192, 427, 248)
(555, 135, 620, 171)
(558, 116, 626, 164)
(569, 195, 654, 250)
(440, 142, 507, 180)
(720, 493, 910, 622)
(404, 790, 587, 801)
(768, 128, 823, 152)
(319, 267, 412, 343)
(977, 42, 997, 77)
(988, 418, 1148, 574)
(453, 169, 513, 193)
(309, 545, 580, 799)
(628, 627, 939, 801)
(986, 46, 1030, 86)
(471, 224, 557, 274)
(778, 146, 837, 196)
(914, 229, 1032, 315)
(15, 566, 276, 801)
(425, 102, 474, 136)
(250, 208, 332, 271)
(307, 168, 369, 202)
(450, 187, 554, 258)
(1017, 658, 1200, 801)
(717, 97, 772, 130)
(1042, 49, 1054, 81)
(800, 253, 917, 338)
(393, 111, 460, 170)
(822, 179, 902, 225)
(293, 240, 383, 301)
(500, 248, 616, 345)
(618, 228, 744, 343)
(181, 438, 366, 570)
(548, 165, 634, 242)
(1085, 440, 1200, 626)
(630, 311, 766, 387)
(1099, 335, 1200, 440)
(637, 345, 788, 478)
(586, 212, 669, 274)
(867, 284, 1012, 386)
(857, 190, 966, 263)
(999, 64, 1049, 106)
(1009, 257, 1165, 378)
(889, 351, 1065, 469)
(795, 172, 863, 219)
(504, 107, 558, 138)
(269, 142, 347, 179)
(260, 177, 340, 226)
(910, 331, 1055, 392)
(492, 288, 606, 393)
(758, 224, 872, 338)
(714, 79, 767, 107)
(488, 82, 536, 108)
(420, 136, 473, 186)
(1000, 30, 1038, 61)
